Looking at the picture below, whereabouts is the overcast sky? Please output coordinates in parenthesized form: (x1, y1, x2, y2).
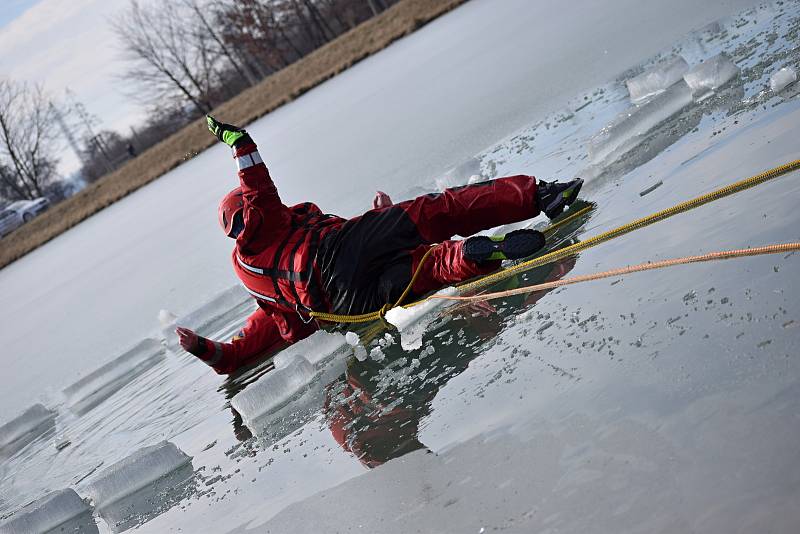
(0, 0, 147, 173)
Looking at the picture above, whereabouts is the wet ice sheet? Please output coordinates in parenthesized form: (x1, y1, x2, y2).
(0, 404, 55, 458)
(62, 338, 163, 415)
(81, 441, 192, 508)
(0, 489, 96, 534)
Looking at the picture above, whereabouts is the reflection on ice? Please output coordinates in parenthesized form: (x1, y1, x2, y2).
(0, 404, 56, 460)
(62, 338, 164, 415)
(683, 53, 740, 99)
(81, 441, 192, 508)
(626, 56, 689, 103)
(0, 488, 97, 534)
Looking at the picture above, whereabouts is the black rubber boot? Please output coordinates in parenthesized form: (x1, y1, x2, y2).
(463, 229, 546, 264)
(537, 178, 584, 219)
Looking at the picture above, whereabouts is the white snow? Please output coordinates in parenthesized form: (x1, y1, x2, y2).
(62, 338, 164, 415)
(0, 404, 56, 451)
(588, 80, 693, 164)
(683, 53, 740, 98)
(769, 66, 797, 92)
(0, 489, 92, 534)
(81, 441, 192, 508)
(385, 287, 457, 351)
(626, 56, 690, 103)
(272, 330, 349, 369)
(231, 357, 318, 426)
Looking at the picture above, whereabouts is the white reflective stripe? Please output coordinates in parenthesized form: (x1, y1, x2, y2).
(236, 151, 263, 171)
(237, 254, 265, 275)
(241, 284, 277, 303)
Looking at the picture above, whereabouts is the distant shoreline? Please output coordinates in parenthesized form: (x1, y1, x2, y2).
(0, 0, 468, 270)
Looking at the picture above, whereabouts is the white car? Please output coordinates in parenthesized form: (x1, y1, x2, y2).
(0, 198, 50, 238)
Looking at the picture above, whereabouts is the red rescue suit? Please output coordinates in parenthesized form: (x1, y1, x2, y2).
(200, 142, 542, 374)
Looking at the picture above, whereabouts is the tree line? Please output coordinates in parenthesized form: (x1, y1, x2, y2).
(0, 0, 393, 206)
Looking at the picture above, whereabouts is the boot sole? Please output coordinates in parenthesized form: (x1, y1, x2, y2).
(544, 178, 584, 219)
(464, 229, 546, 263)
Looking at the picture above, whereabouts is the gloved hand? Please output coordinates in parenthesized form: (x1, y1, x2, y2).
(206, 115, 253, 148)
(373, 191, 392, 209)
(176, 326, 207, 356)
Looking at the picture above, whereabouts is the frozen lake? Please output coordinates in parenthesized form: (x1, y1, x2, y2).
(2, 0, 800, 532)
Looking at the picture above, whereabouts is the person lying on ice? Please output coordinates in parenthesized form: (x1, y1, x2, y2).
(177, 116, 583, 373)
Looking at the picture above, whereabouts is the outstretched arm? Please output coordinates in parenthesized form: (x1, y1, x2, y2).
(177, 308, 288, 374)
(207, 115, 291, 252)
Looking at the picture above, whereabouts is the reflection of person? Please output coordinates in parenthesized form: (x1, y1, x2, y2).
(326, 257, 578, 468)
(178, 116, 583, 374)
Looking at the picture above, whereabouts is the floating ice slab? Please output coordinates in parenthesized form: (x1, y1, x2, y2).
(231, 357, 318, 426)
(272, 331, 349, 369)
(588, 80, 693, 165)
(0, 404, 56, 454)
(62, 338, 163, 415)
(769, 66, 797, 92)
(626, 56, 689, 103)
(683, 53, 740, 98)
(385, 287, 457, 350)
(0, 488, 95, 534)
(82, 441, 192, 508)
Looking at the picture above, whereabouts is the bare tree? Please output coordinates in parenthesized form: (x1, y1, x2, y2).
(113, 0, 219, 114)
(0, 80, 59, 200)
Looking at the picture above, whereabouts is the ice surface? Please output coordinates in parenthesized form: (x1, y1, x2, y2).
(0, 404, 56, 455)
(588, 80, 693, 164)
(162, 285, 252, 347)
(626, 56, 689, 103)
(683, 53, 740, 98)
(0, 488, 95, 534)
(769, 66, 797, 92)
(272, 331, 349, 369)
(231, 357, 318, 426)
(81, 441, 192, 508)
(385, 288, 457, 351)
(62, 338, 163, 415)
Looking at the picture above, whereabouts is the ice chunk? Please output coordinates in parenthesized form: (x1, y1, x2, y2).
(272, 331, 349, 369)
(345, 332, 360, 346)
(81, 441, 192, 508)
(683, 53, 740, 98)
(62, 338, 164, 415)
(385, 287, 457, 350)
(0, 404, 56, 457)
(231, 357, 318, 426)
(588, 80, 693, 164)
(0, 488, 96, 534)
(157, 309, 177, 328)
(769, 66, 797, 93)
(92, 463, 193, 533)
(626, 56, 689, 103)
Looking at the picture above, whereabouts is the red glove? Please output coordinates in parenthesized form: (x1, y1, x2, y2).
(373, 191, 392, 209)
(176, 326, 208, 356)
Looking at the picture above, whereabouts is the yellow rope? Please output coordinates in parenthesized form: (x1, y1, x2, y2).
(311, 158, 800, 324)
(431, 243, 800, 303)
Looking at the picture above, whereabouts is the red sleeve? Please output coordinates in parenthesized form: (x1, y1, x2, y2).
(234, 143, 292, 254)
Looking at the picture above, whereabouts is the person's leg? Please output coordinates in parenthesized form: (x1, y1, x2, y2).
(393, 175, 539, 243)
(408, 241, 498, 297)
